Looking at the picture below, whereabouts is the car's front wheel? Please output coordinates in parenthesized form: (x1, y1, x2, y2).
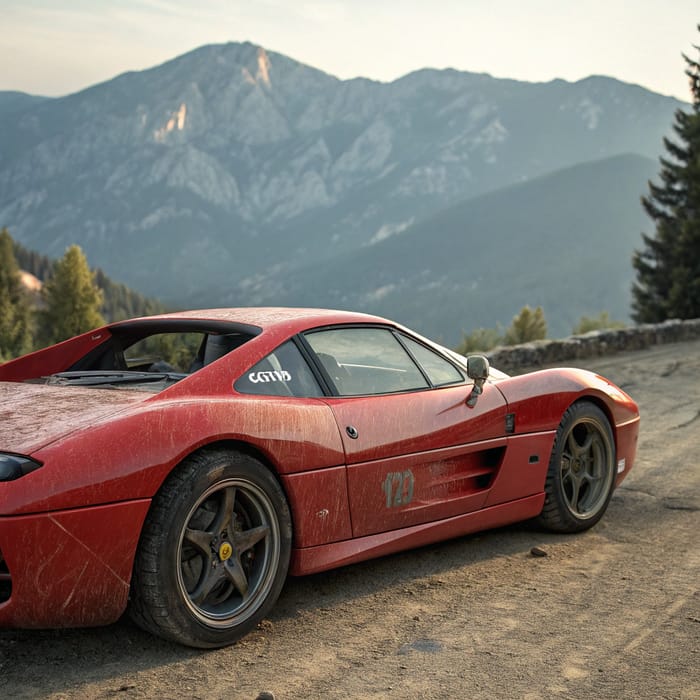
(538, 401, 616, 533)
(129, 449, 292, 648)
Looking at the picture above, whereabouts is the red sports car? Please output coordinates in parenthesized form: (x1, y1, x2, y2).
(0, 308, 639, 647)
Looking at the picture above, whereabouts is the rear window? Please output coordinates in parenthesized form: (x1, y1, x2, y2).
(123, 332, 203, 373)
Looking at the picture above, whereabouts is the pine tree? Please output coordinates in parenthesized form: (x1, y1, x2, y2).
(503, 305, 547, 345)
(39, 245, 105, 344)
(632, 28, 700, 322)
(0, 228, 33, 361)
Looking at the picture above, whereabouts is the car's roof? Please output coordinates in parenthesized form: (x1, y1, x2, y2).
(113, 307, 393, 335)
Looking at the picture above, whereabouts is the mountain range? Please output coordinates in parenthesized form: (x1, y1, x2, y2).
(0, 42, 684, 341)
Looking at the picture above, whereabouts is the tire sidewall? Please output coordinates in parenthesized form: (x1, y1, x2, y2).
(146, 451, 292, 647)
(545, 402, 616, 532)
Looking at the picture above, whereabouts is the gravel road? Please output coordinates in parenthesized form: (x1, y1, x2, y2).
(1, 340, 698, 700)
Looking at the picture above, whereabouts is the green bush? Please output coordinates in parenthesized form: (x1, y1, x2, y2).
(572, 311, 626, 335)
(503, 305, 547, 345)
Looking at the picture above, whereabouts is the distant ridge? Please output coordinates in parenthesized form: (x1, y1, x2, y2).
(234, 153, 659, 341)
(0, 91, 49, 117)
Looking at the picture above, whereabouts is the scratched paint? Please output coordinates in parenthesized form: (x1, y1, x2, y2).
(0, 382, 148, 454)
(0, 307, 640, 640)
(0, 500, 150, 627)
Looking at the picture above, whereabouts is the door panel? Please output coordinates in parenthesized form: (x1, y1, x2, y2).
(322, 383, 508, 537)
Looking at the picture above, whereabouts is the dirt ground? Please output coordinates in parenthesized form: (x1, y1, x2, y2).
(1, 340, 699, 700)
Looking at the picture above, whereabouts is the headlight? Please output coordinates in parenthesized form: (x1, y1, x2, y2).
(0, 453, 43, 482)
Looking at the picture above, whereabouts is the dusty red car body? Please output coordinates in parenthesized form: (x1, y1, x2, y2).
(0, 308, 639, 630)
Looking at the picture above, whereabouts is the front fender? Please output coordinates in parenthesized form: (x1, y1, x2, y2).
(493, 367, 638, 434)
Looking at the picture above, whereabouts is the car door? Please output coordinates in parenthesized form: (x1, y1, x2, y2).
(303, 326, 509, 538)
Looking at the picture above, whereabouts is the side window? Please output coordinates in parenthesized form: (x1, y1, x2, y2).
(235, 340, 323, 397)
(400, 336, 464, 387)
(305, 327, 429, 396)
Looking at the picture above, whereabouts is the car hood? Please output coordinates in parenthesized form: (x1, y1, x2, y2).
(0, 381, 151, 455)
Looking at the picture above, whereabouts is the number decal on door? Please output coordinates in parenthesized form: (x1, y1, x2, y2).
(382, 470, 415, 508)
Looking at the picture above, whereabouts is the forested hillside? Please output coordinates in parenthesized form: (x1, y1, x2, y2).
(0, 228, 165, 360)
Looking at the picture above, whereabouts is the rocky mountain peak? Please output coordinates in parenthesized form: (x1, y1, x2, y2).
(0, 42, 686, 338)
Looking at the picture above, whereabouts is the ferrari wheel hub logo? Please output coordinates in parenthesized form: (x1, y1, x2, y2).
(218, 542, 233, 561)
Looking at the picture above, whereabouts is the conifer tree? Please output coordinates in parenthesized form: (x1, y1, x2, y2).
(632, 28, 700, 322)
(39, 245, 105, 344)
(503, 305, 547, 345)
(0, 228, 33, 360)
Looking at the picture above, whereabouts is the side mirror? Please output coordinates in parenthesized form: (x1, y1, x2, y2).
(466, 355, 489, 408)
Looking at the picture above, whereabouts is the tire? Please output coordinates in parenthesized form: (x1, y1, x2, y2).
(537, 401, 616, 533)
(129, 449, 292, 648)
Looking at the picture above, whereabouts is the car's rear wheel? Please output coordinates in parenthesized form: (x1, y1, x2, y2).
(538, 401, 616, 533)
(129, 449, 292, 648)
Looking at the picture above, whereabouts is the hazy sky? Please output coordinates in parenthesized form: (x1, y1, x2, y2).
(1, 0, 698, 100)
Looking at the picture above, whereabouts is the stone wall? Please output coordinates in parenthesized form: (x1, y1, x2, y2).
(486, 319, 700, 374)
